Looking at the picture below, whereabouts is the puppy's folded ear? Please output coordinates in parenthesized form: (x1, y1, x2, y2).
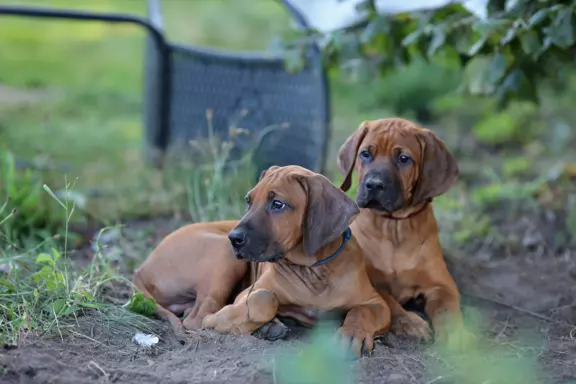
(300, 174, 360, 256)
(412, 129, 459, 205)
(258, 165, 280, 181)
(337, 122, 369, 192)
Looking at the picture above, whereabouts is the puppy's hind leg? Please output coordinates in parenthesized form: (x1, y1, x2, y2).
(132, 270, 187, 344)
(183, 294, 227, 330)
(182, 262, 249, 330)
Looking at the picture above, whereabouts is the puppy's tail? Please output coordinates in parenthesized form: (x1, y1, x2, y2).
(132, 269, 186, 344)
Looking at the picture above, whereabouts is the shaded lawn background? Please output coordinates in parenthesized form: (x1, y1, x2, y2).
(0, 0, 298, 223)
(0, 0, 575, 383)
(1, 0, 575, 241)
(2, 0, 575, 246)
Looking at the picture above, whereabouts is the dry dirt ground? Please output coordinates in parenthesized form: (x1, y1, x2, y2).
(1, 218, 575, 384)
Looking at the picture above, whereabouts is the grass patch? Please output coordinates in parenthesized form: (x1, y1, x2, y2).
(0, 178, 157, 347)
(0, 148, 65, 250)
(0, 116, 267, 345)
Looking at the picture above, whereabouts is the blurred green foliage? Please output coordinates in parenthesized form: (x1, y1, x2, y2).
(0, 148, 64, 249)
(353, 59, 462, 123)
(472, 101, 541, 145)
(273, 320, 355, 384)
(287, 0, 576, 107)
(428, 310, 544, 384)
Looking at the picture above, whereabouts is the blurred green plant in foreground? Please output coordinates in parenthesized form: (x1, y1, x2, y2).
(272, 320, 355, 384)
(268, 311, 545, 384)
(428, 310, 544, 384)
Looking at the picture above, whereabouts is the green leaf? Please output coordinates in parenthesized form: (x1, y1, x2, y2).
(500, 26, 517, 45)
(35, 253, 54, 265)
(50, 298, 68, 316)
(488, 53, 508, 85)
(501, 69, 523, 93)
(43, 184, 66, 209)
(51, 248, 61, 261)
(519, 30, 541, 55)
(468, 37, 487, 56)
(428, 27, 446, 57)
(472, 19, 509, 35)
(464, 56, 493, 95)
(355, 0, 376, 14)
(402, 29, 423, 46)
(0, 280, 15, 294)
(360, 16, 390, 44)
(128, 292, 157, 317)
(528, 9, 550, 27)
(62, 305, 81, 316)
(546, 7, 575, 48)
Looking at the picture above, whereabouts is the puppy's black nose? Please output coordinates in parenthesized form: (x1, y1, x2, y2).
(365, 178, 385, 191)
(228, 229, 247, 249)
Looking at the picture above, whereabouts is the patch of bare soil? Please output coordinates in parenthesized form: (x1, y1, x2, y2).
(446, 205, 576, 325)
(2, 217, 574, 384)
(0, 301, 574, 384)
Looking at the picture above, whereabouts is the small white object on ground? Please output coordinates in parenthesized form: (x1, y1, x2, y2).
(0, 262, 13, 273)
(132, 332, 159, 348)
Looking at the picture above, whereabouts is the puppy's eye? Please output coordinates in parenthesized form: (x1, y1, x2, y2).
(245, 196, 251, 205)
(270, 200, 286, 211)
(359, 150, 372, 162)
(398, 154, 412, 164)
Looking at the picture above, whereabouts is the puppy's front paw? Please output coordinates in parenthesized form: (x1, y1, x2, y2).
(182, 315, 203, 330)
(390, 312, 433, 342)
(337, 326, 374, 359)
(201, 313, 234, 333)
(201, 313, 216, 329)
(252, 318, 290, 341)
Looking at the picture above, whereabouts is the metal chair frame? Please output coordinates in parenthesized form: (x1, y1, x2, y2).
(0, 0, 331, 174)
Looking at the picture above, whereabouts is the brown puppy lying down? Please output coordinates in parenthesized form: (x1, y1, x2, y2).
(133, 165, 391, 357)
(338, 117, 473, 348)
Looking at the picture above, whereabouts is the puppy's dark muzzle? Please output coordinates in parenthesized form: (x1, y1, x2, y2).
(228, 228, 248, 259)
(358, 171, 404, 212)
(228, 226, 282, 262)
(364, 177, 385, 193)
